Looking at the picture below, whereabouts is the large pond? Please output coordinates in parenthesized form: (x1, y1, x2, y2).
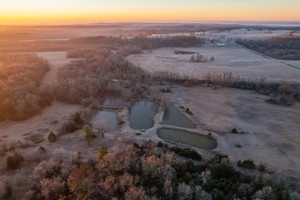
(163, 105, 195, 129)
(91, 111, 118, 130)
(129, 101, 159, 129)
(157, 128, 217, 150)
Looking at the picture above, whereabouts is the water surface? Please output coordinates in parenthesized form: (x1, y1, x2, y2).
(158, 128, 217, 150)
(129, 101, 159, 129)
(91, 111, 118, 130)
(163, 105, 195, 128)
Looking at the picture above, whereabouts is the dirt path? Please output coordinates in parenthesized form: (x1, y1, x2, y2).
(37, 51, 76, 87)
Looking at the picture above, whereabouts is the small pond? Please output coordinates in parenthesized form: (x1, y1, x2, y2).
(129, 101, 159, 129)
(157, 128, 217, 150)
(91, 111, 118, 130)
(163, 105, 195, 129)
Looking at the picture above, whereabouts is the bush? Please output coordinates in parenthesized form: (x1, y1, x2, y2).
(208, 132, 212, 138)
(160, 87, 171, 93)
(170, 146, 202, 161)
(48, 132, 57, 143)
(258, 163, 266, 172)
(62, 122, 77, 133)
(185, 108, 193, 115)
(237, 160, 256, 170)
(7, 153, 24, 170)
(72, 113, 84, 125)
(231, 128, 238, 133)
(157, 141, 163, 147)
(39, 146, 46, 153)
(3, 184, 12, 199)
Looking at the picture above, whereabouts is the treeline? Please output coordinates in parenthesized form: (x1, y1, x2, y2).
(0, 36, 127, 53)
(236, 37, 300, 60)
(130, 36, 204, 50)
(0, 35, 203, 53)
(149, 71, 300, 105)
(0, 54, 51, 121)
(22, 143, 290, 200)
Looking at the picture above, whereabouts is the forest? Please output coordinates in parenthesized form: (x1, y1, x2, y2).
(236, 37, 300, 60)
(0, 54, 51, 121)
(22, 142, 289, 200)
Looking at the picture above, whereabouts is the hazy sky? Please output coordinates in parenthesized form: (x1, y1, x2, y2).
(0, 0, 300, 24)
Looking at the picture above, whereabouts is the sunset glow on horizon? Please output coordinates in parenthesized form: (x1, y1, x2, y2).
(1, 0, 300, 25)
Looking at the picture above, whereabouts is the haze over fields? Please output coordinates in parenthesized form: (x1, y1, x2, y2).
(0, 1, 300, 200)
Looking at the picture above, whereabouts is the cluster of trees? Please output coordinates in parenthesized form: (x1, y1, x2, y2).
(236, 37, 300, 60)
(22, 142, 290, 200)
(54, 48, 147, 105)
(266, 83, 299, 106)
(0, 54, 51, 121)
(190, 53, 214, 62)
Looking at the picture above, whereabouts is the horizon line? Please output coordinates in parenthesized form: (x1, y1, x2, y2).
(1, 20, 300, 27)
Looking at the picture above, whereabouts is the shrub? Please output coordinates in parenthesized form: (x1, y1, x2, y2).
(7, 153, 24, 170)
(170, 146, 202, 161)
(237, 160, 256, 170)
(62, 122, 77, 133)
(185, 108, 193, 115)
(39, 146, 46, 153)
(157, 141, 163, 147)
(208, 132, 212, 138)
(258, 163, 266, 172)
(48, 131, 57, 143)
(97, 146, 108, 160)
(3, 184, 12, 199)
(160, 87, 171, 93)
(72, 113, 84, 125)
(83, 125, 96, 145)
(231, 128, 238, 133)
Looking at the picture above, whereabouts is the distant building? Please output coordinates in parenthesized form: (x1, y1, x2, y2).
(215, 42, 226, 47)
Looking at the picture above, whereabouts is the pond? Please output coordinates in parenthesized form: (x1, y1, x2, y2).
(157, 128, 217, 150)
(91, 111, 118, 130)
(129, 101, 159, 129)
(163, 105, 195, 129)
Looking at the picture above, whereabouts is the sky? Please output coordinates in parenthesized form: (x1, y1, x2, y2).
(0, 0, 300, 25)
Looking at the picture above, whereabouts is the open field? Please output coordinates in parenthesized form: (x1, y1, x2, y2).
(168, 86, 300, 174)
(127, 45, 300, 83)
